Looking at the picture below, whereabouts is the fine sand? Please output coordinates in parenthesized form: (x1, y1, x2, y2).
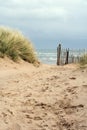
(0, 58, 87, 130)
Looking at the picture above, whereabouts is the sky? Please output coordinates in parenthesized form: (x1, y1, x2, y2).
(0, 0, 87, 49)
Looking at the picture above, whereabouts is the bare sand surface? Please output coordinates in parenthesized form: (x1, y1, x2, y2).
(0, 58, 87, 130)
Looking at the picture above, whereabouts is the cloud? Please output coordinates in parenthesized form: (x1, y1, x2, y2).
(0, 0, 87, 48)
(0, 1, 67, 20)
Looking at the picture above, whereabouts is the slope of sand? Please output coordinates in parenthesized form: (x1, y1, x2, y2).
(0, 58, 87, 130)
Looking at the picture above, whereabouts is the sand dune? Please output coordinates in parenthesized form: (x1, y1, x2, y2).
(0, 58, 87, 130)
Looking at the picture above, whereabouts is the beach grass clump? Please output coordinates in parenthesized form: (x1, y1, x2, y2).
(79, 54, 87, 67)
(0, 26, 38, 64)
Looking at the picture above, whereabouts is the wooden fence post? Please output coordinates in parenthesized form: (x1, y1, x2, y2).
(65, 48, 69, 64)
(57, 44, 61, 65)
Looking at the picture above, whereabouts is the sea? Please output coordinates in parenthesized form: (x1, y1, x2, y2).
(36, 49, 57, 65)
(36, 49, 87, 65)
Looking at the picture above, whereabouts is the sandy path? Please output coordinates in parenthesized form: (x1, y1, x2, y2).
(0, 59, 87, 130)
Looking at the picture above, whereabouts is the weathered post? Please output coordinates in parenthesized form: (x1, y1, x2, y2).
(65, 48, 69, 64)
(57, 44, 61, 65)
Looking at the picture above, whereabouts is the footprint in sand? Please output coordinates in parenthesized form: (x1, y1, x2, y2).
(83, 85, 87, 88)
(69, 77, 76, 80)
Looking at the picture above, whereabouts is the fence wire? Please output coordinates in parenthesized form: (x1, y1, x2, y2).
(60, 48, 87, 65)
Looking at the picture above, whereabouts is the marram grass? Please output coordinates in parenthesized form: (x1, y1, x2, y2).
(79, 54, 87, 68)
(0, 26, 38, 64)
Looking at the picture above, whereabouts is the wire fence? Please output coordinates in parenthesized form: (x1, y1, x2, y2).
(57, 44, 87, 65)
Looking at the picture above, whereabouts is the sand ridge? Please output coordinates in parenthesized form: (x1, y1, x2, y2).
(0, 58, 87, 130)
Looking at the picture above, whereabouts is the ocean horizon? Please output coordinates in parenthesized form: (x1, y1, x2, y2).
(36, 49, 57, 65)
(36, 48, 87, 65)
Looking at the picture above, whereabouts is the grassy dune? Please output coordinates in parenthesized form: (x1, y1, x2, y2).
(0, 26, 38, 64)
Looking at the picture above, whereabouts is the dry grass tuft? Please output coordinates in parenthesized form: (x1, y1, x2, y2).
(0, 26, 39, 64)
(79, 54, 87, 68)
